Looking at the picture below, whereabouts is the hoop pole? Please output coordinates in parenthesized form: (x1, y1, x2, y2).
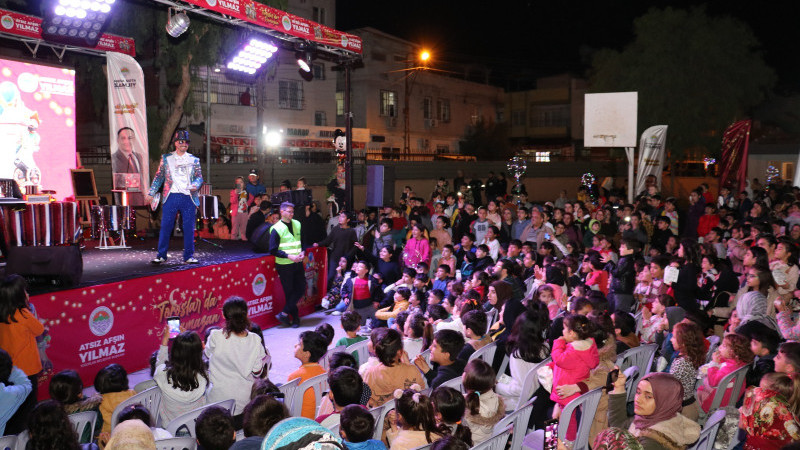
(626, 147, 635, 203)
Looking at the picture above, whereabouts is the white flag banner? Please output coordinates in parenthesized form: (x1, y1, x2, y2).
(107, 52, 149, 206)
(634, 125, 668, 196)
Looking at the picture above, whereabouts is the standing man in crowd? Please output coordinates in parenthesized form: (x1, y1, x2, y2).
(271, 202, 305, 328)
(145, 129, 203, 264)
(230, 176, 249, 240)
(246, 169, 266, 207)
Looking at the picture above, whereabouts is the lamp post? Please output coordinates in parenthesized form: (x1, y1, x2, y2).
(403, 50, 430, 156)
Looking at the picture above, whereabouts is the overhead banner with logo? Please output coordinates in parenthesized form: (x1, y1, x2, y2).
(107, 52, 149, 206)
(634, 125, 668, 195)
(181, 0, 362, 54)
(31, 248, 327, 399)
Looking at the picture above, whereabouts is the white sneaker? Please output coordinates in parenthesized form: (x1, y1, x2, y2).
(184, 257, 199, 264)
(331, 311, 342, 316)
(151, 256, 166, 264)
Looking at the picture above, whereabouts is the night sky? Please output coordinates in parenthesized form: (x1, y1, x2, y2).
(337, 0, 800, 91)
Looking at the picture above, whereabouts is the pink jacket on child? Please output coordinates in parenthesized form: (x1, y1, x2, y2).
(699, 358, 746, 412)
(549, 337, 599, 406)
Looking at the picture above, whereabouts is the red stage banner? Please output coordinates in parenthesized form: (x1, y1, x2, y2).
(718, 119, 752, 194)
(181, 0, 362, 54)
(0, 8, 136, 56)
(30, 247, 327, 399)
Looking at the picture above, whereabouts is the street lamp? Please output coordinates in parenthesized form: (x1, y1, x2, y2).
(403, 49, 431, 156)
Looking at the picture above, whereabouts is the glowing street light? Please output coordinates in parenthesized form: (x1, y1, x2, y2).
(420, 50, 430, 62)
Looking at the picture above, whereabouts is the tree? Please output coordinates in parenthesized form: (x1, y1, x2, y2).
(588, 6, 775, 161)
(459, 118, 512, 161)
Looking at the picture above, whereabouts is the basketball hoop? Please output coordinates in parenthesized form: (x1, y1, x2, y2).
(593, 134, 617, 146)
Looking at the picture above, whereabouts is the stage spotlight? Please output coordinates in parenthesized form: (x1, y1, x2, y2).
(265, 131, 282, 148)
(295, 46, 315, 82)
(41, 0, 114, 46)
(166, 8, 190, 38)
(226, 38, 278, 75)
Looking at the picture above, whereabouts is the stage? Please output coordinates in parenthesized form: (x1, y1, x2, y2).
(10, 236, 328, 400)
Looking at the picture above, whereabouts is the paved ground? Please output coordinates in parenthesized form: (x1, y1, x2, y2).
(89, 309, 347, 396)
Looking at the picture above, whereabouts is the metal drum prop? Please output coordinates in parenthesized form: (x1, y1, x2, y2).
(199, 195, 219, 219)
(1, 202, 80, 246)
(91, 205, 134, 238)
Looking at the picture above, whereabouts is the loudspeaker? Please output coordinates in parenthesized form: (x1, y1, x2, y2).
(7, 245, 83, 286)
(366, 165, 395, 207)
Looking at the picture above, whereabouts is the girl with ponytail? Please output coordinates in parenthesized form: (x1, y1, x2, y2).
(386, 389, 447, 449)
(431, 386, 473, 447)
(461, 359, 505, 444)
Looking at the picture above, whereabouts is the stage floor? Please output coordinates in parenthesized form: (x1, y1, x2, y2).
(6, 236, 261, 295)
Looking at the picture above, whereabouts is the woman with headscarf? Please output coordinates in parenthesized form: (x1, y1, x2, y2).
(608, 371, 701, 450)
(733, 266, 779, 335)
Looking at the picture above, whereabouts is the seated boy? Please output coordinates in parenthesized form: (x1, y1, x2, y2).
(287, 331, 328, 419)
(413, 329, 466, 389)
(316, 367, 364, 428)
(335, 311, 368, 364)
(738, 321, 780, 386)
(432, 264, 452, 296)
(231, 395, 289, 450)
(374, 287, 411, 325)
(195, 405, 236, 450)
(339, 404, 385, 450)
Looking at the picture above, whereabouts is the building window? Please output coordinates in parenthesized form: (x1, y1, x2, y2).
(511, 110, 526, 126)
(530, 104, 569, 127)
(314, 111, 327, 126)
(380, 90, 397, 117)
(422, 97, 432, 120)
(436, 99, 450, 123)
(335, 91, 344, 116)
(535, 151, 551, 162)
(312, 63, 325, 80)
(278, 80, 303, 110)
(436, 144, 450, 154)
(312, 7, 325, 25)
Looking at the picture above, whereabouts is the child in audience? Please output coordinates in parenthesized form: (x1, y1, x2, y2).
(316, 323, 336, 348)
(375, 287, 411, 326)
(316, 367, 364, 428)
(640, 294, 674, 344)
(154, 327, 208, 424)
(206, 297, 268, 418)
(403, 312, 428, 361)
(116, 404, 172, 440)
(362, 328, 426, 407)
(195, 406, 236, 450)
(550, 314, 599, 437)
(739, 321, 780, 386)
(414, 329, 466, 389)
(234, 394, 289, 449)
(336, 311, 368, 364)
(457, 310, 490, 361)
(775, 342, 800, 375)
(386, 389, 447, 449)
(439, 245, 457, 276)
(739, 371, 800, 449)
(95, 363, 136, 445)
(49, 369, 102, 440)
(339, 404, 386, 450)
(288, 330, 328, 419)
(462, 360, 504, 443)
(430, 386, 472, 446)
(697, 332, 754, 412)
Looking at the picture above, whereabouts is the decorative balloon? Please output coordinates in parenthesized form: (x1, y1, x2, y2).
(507, 157, 528, 200)
(581, 173, 595, 188)
(703, 157, 716, 170)
(766, 165, 780, 186)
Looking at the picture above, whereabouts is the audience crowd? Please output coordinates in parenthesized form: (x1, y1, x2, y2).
(3, 172, 800, 450)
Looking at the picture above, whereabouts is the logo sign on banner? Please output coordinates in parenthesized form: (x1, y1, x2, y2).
(634, 125, 668, 195)
(107, 52, 149, 206)
(31, 248, 327, 399)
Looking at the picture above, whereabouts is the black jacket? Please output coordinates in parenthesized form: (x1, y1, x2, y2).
(424, 359, 466, 389)
(605, 254, 636, 295)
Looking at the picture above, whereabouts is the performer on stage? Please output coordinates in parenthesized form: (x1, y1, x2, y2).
(144, 129, 203, 264)
(270, 202, 306, 328)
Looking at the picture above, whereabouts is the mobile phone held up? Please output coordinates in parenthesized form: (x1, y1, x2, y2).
(167, 316, 181, 339)
(605, 368, 619, 392)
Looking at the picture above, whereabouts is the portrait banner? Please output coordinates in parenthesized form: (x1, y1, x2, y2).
(107, 52, 149, 206)
(634, 125, 668, 195)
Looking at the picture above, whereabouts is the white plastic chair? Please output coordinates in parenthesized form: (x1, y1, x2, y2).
(279, 378, 301, 414)
(623, 365, 640, 403)
(289, 372, 329, 418)
(328, 423, 340, 436)
(485, 309, 498, 334)
(634, 311, 643, 335)
(13, 430, 27, 450)
(524, 387, 603, 450)
(372, 399, 395, 441)
(346, 339, 371, 366)
(700, 364, 749, 424)
(494, 397, 535, 450)
(688, 409, 726, 450)
(706, 335, 721, 364)
(111, 386, 163, 429)
(420, 348, 432, 365)
(496, 353, 509, 381)
(510, 357, 551, 411)
(155, 437, 197, 450)
(472, 425, 512, 450)
(164, 399, 235, 438)
(0, 435, 16, 450)
(68, 410, 98, 444)
(468, 341, 498, 365)
(440, 376, 464, 393)
(321, 345, 346, 372)
(615, 344, 658, 376)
